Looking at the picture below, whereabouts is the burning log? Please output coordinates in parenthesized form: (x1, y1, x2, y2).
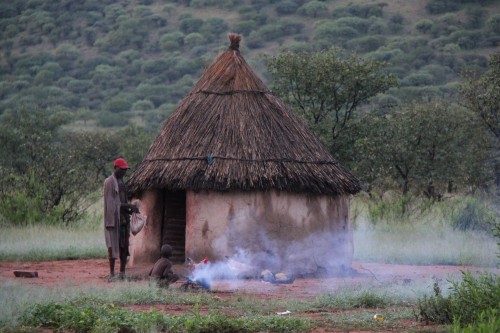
(180, 257, 211, 291)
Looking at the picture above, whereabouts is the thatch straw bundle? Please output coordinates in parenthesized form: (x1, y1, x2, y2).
(127, 34, 360, 196)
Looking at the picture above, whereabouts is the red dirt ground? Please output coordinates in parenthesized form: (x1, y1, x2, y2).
(1, 259, 498, 332)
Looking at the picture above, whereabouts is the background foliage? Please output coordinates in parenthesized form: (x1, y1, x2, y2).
(0, 0, 499, 225)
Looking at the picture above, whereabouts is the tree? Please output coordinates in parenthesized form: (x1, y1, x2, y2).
(459, 53, 500, 191)
(298, 1, 328, 18)
(0, 106, 120, 225)
(354, 100, 491, 199)
(266, 47, 398, 146)
(460, 53, 500, 139)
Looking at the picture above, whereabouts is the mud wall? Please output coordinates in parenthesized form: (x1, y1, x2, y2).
(185, 190, 352, 274)
(128, 189, 162, 266)
(130, 189, 353, 274)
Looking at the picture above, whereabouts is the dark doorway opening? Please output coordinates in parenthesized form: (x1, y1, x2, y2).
(161, 190, 186, 263)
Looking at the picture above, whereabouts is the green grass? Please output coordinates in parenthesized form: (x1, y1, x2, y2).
(353, 221, 497, 266)
(351, 195, 499, 267)
(0, 224, 105, 261)
(2, 221, 495, 265)
(17, 302, 311, 333)
(0, 278, 444, 332)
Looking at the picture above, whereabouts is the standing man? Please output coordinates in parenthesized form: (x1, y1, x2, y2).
(104, 158, 138, 280)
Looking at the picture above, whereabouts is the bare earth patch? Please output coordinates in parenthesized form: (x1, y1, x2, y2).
(1, 259, 498, 332)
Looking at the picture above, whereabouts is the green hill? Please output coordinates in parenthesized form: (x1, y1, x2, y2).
(1, 0, 499, 130)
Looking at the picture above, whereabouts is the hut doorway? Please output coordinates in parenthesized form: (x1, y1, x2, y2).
(161, 190, 186, 263)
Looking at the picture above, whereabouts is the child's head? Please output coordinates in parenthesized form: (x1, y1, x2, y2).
(161, 244, 172, 258)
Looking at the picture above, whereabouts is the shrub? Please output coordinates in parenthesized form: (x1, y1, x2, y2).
(415, 19, 434, 34)
(419, 64, 455, 84)
(160, 32, 185, 51)
(275, 1, 300, 15)
(246, 31, 264, 49)
(313, 22, 359, 45)
(417, 272, 500, 326)
(184, 32, 205, 47)
(452, 199, 496, 232)
(368, 20, 387, 34)
(426, 0, 460, 14)
(179, 17, 204, 34)
(332, 16, 371, 33)
(333, 3, 384, 19)
(442, 43, 460, 53)
(401, 73, 434, 87)
(461, 54, 488, 70)
(298, 1, 328, 18)
(132, 99, 154, 112)
(485, 14, 500, 34)
(465, 6, 486, 29)
(104, 97, 132, 113)
(451, 309, 499, 333)
(449, 30, 483, 50)
(97, 111, 130, 127)
(141, 59, 170, 75)
(201, 17, 228, 39)
(346, 35, 386, 52)
(33, 69, 56, 86)
(232, 20, 257, 36)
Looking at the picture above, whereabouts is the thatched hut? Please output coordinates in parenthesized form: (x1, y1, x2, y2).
(127, 34, 360, 275)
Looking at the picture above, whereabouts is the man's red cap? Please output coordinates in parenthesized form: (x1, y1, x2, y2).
(113, 158, 129, 169)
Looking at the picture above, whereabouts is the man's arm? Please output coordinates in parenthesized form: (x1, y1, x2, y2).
(120, 203, 139, 214)
(162, 261, 173, 278)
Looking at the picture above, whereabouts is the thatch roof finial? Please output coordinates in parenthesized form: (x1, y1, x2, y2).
(228, 33, 241, 51)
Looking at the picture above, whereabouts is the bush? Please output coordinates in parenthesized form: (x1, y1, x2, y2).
(452, 199, 496, 232)
(415, 19, 434, 34)
(201, 17, 228, 40)
(232, 20, 257, 36)
(346, 35, 386, 52)
(401, 73, 434, 87)
(131, 99, 154, 112)
(298, 1, 328, 18)
(449, 30, 483, 50)
(97, 111, 130, 127)
(104, 97, 132, 113)
(485, 14, 500, 34)
(179, 16, 204, 34)
(332, 16, 371, 33)
(465, 6, 486, 29)
(451, 310, 500, 333)
(426, 0, 460, 14)
(417, 272, 500, 326)
(333, 3, 384, 19)
(314, 22, 359, 45)
(275, 1, 299, 15)
(368, 20, 388, 34)
(184, 32, 205, 47)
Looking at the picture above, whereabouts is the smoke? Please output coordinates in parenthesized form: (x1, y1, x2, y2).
(188, 210, 353, 290)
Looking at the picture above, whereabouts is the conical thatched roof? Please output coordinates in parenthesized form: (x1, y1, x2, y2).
(127, 34, 360, 197)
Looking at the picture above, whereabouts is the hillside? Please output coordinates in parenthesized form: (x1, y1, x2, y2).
(0, 0, 499, 130)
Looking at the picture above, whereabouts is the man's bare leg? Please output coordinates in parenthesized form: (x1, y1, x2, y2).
(108, 248, 115, 278)
(119, 248, 127, 278)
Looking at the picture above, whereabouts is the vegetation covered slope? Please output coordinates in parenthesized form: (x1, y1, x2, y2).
(1, 0, 499, 130)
